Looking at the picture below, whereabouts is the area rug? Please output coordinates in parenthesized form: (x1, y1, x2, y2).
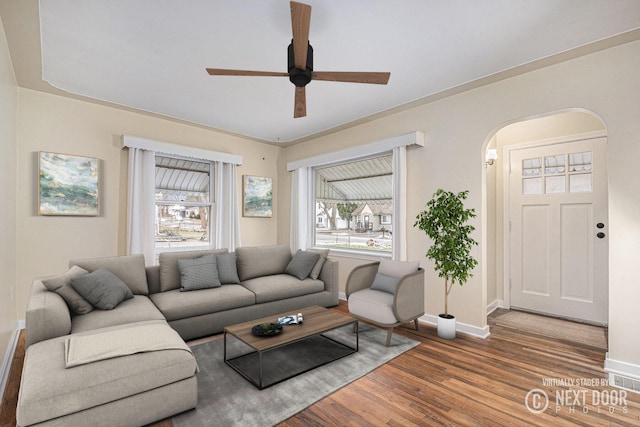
(493, 310, 607, 350)
(173, 324, 419, 427)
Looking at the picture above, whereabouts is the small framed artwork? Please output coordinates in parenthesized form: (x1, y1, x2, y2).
(38, 151, 100, 216)
(243, 175, 272, 218)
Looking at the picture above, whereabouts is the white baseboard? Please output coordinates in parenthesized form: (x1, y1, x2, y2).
(419, 314, 491, 339)
(486, 299, 505, 315)
(605, 353, 640, 393)
(0, 320, 24, 401)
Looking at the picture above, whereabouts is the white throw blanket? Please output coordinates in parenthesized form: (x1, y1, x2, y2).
(65, 323, 193, 368)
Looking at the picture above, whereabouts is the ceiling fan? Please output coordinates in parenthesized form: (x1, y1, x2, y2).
(206, 1, 391, 118)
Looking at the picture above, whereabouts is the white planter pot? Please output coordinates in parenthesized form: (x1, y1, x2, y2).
(437, 314, 456, 339)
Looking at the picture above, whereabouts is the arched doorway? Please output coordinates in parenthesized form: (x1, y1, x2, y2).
(485, 110, 608, 325)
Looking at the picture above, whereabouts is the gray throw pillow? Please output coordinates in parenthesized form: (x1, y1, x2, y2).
(307, 248, 329, 279)
(370, 273, 400, 294)
(216, 252, 240, 284)
(70, 268, 134, 310)
(41, 266, 94, 315)
(285, 250, 320, 280)
(178, 254, 221, 291)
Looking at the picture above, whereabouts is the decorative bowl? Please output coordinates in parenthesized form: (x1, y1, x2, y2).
(251, 322, 283, 337)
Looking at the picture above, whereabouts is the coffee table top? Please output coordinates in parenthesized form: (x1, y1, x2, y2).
(224, 305, 356, 352)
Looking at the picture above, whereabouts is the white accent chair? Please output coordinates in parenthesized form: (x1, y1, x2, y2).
(346, 260, 424, 346)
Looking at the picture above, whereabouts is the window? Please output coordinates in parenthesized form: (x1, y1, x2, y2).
(155, 155, 214, 251)
(288, 131, 422, 260)
(522, 151, 593, 195)
(313, 153, 393, 253)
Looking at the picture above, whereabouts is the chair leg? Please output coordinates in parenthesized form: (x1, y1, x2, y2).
(386, 327, 394, 346)
(414, 318, 420, 331)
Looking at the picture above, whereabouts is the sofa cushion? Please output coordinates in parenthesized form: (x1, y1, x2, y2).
(149, 285, 256, 321)
(369, 273, 399, 294)
(69, 254, 149, 295)
(236, 244, 292, 281)
(285, 250, 320, 280)
(159, 249, 228, 292)
(71, 269, 134, 310)
(71, 295, 165, 334)
(178, 254, 221, 291)
(307, 248, 329, 280)
(216, 252, 240, 284)
(17, 321, 197, 427)
(241, 274, 325, 304)
(41, 266, 94, 315)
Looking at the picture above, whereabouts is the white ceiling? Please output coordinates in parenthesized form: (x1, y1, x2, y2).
(6, 1, 640, 144)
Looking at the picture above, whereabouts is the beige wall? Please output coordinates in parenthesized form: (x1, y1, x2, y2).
(0, 18, 17, 374)
(280, 41, 640, 368)
(15, 89, 282, 316)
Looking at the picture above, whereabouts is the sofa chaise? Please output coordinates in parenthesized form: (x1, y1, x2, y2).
(17, 244, 338, 427)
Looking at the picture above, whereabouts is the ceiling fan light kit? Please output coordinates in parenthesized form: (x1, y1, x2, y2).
(205, 1, 391, 118)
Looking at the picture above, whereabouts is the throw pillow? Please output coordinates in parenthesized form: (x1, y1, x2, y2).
(377, 259, 420, 278)
(178, 254, 221, 291)
(216, 252, 240, 284)
(285, 250, 320, 280)
(41, 266, 94, 315)
(71, 268, 134, 310)
(370, 273, 400, 294)
(307, 248, 329, 280)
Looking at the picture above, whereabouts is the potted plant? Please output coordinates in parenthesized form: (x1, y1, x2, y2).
(414, 189, 478, 339)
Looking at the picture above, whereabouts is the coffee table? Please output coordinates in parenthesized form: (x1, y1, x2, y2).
(224, 305, 358, 389)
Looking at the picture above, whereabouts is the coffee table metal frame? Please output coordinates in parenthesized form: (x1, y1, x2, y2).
(223, 306, 359, 389)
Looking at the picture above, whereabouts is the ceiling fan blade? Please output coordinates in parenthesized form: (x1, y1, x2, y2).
(206, 68, 288, 77)
(290, 1, 311, 70)
(294, 86, 306, 118)
(312, 71, 391, 85)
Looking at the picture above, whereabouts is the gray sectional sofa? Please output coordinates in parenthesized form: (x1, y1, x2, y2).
(18, 244, 338, 427)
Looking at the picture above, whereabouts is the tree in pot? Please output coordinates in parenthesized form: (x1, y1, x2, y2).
(414, 189, 478, 339)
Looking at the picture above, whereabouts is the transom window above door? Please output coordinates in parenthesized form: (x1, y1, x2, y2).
(522, 151, 592, 195)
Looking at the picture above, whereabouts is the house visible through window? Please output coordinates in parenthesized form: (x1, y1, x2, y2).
(314, 153, 393, 253)
(155, 155, 214, 251)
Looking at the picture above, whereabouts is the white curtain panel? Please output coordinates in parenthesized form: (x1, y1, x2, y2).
(126, 147, 156, 265)
(290, 167, 311, 252)
(392, 145, 407, 261)
(215, 162, 242, 251)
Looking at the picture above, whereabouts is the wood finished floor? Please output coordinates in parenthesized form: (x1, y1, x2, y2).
(2, 302, 639, 426)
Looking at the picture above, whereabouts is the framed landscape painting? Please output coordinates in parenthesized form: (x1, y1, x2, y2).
(38, 151, 100, 216)
(243, 175, 272, 217)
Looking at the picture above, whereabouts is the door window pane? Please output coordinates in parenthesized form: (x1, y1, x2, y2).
(545, 155, 565, 175)
(545, 175, 566, 194)
(569, 152, 592, 172)
(523, 158, 542, 176)
(570, 173, 592, 193)
(523, 177, 542, 195)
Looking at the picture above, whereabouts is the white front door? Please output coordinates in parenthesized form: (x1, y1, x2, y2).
(508, 137, 608, 324)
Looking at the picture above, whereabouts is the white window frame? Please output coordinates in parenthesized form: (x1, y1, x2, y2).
(311, 151, 393, 256)
(154, 153, 216, 256)
(287, 131, 424, 261)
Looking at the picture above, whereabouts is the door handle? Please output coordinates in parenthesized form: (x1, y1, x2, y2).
(596, 223, 605, 229)
(597, 232, 605, 239)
